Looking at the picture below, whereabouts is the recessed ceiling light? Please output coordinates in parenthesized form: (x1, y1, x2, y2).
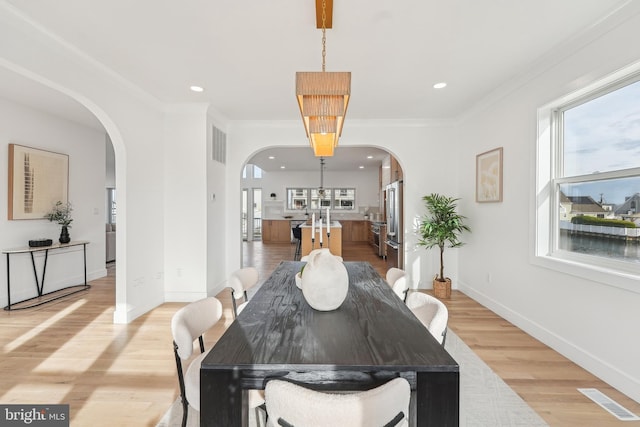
(280, 166, 286, 169)
(268, 156, 275, 160)
(359, 166, 364, 169)
(433, 82, 447, 89)
(190, 85, 204, 92)
(367, 155, 373, 159)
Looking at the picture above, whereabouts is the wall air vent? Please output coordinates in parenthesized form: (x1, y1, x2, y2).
(212, 125, 226, 165)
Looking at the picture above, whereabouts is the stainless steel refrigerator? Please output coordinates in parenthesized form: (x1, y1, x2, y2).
(385, 180, 403, 270)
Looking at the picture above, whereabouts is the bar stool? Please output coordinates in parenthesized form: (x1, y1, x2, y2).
(292, 225, 302, 261)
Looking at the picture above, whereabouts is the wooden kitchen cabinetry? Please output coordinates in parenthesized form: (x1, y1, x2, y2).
(341, 221, 352, 242)
(390, 156, 403, 182)
(262, 220, 291, 243)
(380, 154, 403, 188)
(341, 220, 369, 243)
(380, 156, 391, 188)
(351, 220, 369, 242)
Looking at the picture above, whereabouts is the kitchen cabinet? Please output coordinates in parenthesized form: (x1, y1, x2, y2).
(390, 156, 403, 182)
(300, 222, 342, 256)
(380, 156, 391, 188)
(341, 221, 352, 242)
(341, 220, 368, 243)
(381, 154, 402, 187)
(351, 220, 369, 242)
(262, 220, 291, 243)
(380, 224, 387, 257)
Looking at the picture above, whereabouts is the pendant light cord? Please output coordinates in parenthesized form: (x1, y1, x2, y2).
(321, 0, 326, 72)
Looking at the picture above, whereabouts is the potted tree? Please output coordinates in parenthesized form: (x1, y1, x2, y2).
(417, 193, 470, 298)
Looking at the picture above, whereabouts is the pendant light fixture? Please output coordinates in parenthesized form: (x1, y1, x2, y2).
(318, 157, 326, 199)
(296, 0, 351, 157)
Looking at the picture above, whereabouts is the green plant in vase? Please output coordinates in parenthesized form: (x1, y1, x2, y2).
(46, 201, 73, 243)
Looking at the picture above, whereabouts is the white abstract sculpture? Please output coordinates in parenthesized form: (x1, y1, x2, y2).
(300, 248, 349, 311)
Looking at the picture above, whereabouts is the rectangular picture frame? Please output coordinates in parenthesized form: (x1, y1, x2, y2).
(8, 144, 69, 220)
(476, 147, 503, 203)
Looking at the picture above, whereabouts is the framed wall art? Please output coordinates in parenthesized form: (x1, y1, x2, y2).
(8, 144, 69, 220)
(476, 147, 503, 203)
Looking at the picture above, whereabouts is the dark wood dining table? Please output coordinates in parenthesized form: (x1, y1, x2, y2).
(200, 261, 459, 426)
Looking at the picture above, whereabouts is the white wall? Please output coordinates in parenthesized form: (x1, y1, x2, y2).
(1, 5, 167, 323)
(456, 10, 640, 403)
(252, 168, 381, 215)
(222, 121, 458, 295)
(105, 135, 115, 188)
(163, 105, 210, 301)
(206, 115, 229, 296)
(0, 97, 106, 307)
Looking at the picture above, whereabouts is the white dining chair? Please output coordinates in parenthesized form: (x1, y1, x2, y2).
(171, 296, 266, 427)
(228, 266, 260, 317)
(386, 267, 409, 302)
(406, 292, 448, 346)
(264, 377, 410, 427)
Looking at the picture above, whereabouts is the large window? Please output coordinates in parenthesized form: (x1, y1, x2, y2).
(286, 188, 356, 211)
(537, 68, 640, 290)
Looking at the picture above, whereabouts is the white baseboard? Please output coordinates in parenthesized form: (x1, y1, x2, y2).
(164, 291, 208, 303)
(112, 296, 164, 324)
(458, 279, 640, 404)
(88, 268, 107, 282)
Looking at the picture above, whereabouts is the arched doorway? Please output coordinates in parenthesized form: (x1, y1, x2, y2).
(0, 66, 126, 320)
(240, 146, 401, 273)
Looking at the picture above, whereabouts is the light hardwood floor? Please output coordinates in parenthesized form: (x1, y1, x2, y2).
(1, 241, 638, 426)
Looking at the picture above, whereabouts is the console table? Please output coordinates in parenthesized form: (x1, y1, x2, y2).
(3, 241, 90, 310)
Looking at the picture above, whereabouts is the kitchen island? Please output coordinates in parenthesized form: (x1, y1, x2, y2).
(299, 221, 342, 257)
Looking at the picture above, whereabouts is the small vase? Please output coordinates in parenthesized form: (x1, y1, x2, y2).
(301, 248, 349, 311)
(59, 225, 71, 244)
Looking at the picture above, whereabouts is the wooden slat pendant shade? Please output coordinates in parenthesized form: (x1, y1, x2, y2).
(296, 71, 351, 157)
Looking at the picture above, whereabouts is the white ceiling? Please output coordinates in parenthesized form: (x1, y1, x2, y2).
(249, 146, 389, 172)
(0, 0, 631, 170)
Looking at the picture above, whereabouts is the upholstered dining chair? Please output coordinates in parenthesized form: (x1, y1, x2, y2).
(228, 266, 260, 317)
(264, 377, 410, 427)
(385, 267, 409, 302)
(171, 296, 266, 427)
(406, 292, 449, 346)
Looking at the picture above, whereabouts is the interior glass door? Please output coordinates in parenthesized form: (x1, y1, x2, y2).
(242, 189, 248, 241)
(252, 188, 262, 240)
(242, 188, 262, 241)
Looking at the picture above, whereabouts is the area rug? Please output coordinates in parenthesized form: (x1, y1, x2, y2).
(157, 330, 548, 427)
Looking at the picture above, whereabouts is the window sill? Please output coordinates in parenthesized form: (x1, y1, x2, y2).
(531, 251, 640, 295)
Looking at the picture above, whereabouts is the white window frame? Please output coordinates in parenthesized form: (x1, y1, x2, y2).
(534, 61, 640, 295)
